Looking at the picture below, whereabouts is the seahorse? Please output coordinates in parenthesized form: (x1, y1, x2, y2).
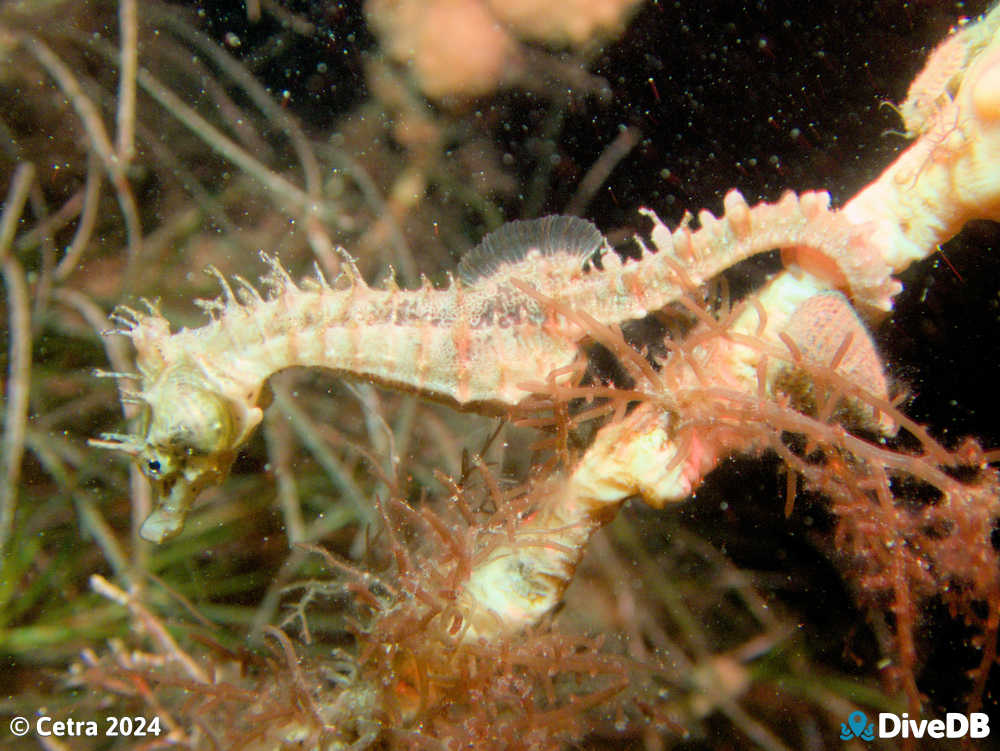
(92, 190, 893, 542)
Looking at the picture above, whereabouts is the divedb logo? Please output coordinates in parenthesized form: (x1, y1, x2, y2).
(840, 710, 990, 741)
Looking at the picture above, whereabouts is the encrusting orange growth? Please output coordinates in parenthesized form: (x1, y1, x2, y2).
(364, 0, 643, 100)
(366, 0, 518, 100)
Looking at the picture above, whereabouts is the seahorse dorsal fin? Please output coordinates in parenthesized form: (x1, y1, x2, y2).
(458, 215, 606, 285)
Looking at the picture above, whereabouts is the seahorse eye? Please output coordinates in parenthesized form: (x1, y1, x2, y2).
(138, 443, 176, 478)
(107, 365, 261, 542)
(137, 381, 237, 484)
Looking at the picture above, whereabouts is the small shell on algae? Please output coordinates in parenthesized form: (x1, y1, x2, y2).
(779, 291, 896, 435)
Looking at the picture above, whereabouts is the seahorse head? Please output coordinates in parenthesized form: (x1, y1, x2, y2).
(94, 364, 263, 543)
